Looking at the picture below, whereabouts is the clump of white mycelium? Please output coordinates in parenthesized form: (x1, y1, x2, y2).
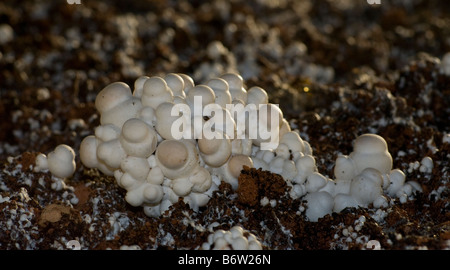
(75, 72, 422, 221)
(201, 225, 262, 250)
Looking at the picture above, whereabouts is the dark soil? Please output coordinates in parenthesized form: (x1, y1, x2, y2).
(0, 0, 448, 251)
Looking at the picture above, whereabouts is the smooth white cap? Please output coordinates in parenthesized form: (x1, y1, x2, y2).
(120, 118, 157, 158)
(246, 86, 268, 106)
(279, 131, 305, 153)
(142, 76, 174, 109)
(95, 82, 131, 113)
(387, 169, 406, 196)
(96, 82, 142, 128)
(334, 155, 356, 181)
(186, 85, 216, 112)
(165, 73, 186, 98)
(220, 73, 247, 103)
(350, 134, 393, 175)
(198, 133, 232, 167)
(155, 140, 199, 179)
(47, 144, 76, 179)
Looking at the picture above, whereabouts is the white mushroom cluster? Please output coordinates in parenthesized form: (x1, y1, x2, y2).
(201, 226, 262, 250)
(252, 131, 422, 221)
(79, 72, 290, 217)
(33, 144, 77, 193)
(292, 134, 422, 221)
(78, 72, 422, 221)
(34, 144, 76, 190)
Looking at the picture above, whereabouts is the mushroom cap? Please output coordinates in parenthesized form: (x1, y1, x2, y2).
(293, 154, 316, 184)
(143, 184, 164, 204)
(281, 159, 297, 180)
(155, 102, 175, 138)
(350, 134, 393, 174)
(230, 225, 244, 238)
(248, 238, 263, 250)
(142, 76, 174, 109)
(186, 85, 216, 108)
(164, 73, 185, 97)
(279, 118, 291, 138)
(94, 82, 143, 128)
(94, 124, 121, 142)
(279, 131, 305, 153)
(120, 118, 157, 157)
(124, 181, 163, 207)
(79, 135, 99, 169)
(214, 90, 233, 108)
(247, 86, 268, 106)
(99, 97, 142, 128)
(120, 156, 151, 181)
(387, 169, 406, 196)
(198, 133, 232, 167)
(49, 144, 75, 163)
(220, 73, 244, 90)
(352, 134, 389, 154)
(173, 95, 187, 105)
(95, 82, 132, 113)
(221, 73, 247, 103)
(147, 166, 164, 185)
(269, 157, 284, 175)
(189, 166, 212, 193)
(228, 154, 253, 179)
(203, 104, 236, 138)
(133, 76, 150, 97)
(256, 104, 283, 135)
(155, 102, 191, 140)
(247, 103, 283, 150)
(34, 153, 48, 172)
(275, 143, 290, 159)
(97, 139, 126, 169)
(178, 73, 195, 93)
(124, 187, 144, 207)
(231, 237, 249, 250)
(118, 172, 139, 190)
(295, 154, 316, 174)
(156, 140, 189, 170)
(203, 226, 262, 250)
(47, 144, 76, 179)
(121, 118, 150, 143)
(207, 78, 232, 108)
(334, 155, 356, 181)
(143, 76, 169, 95)
(139, 106, 156, 126)
(198, 135, 222, 155)
(207, 77, 229, 92)
(155, 140, 199, 179)
(172, 177, 194, 197)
